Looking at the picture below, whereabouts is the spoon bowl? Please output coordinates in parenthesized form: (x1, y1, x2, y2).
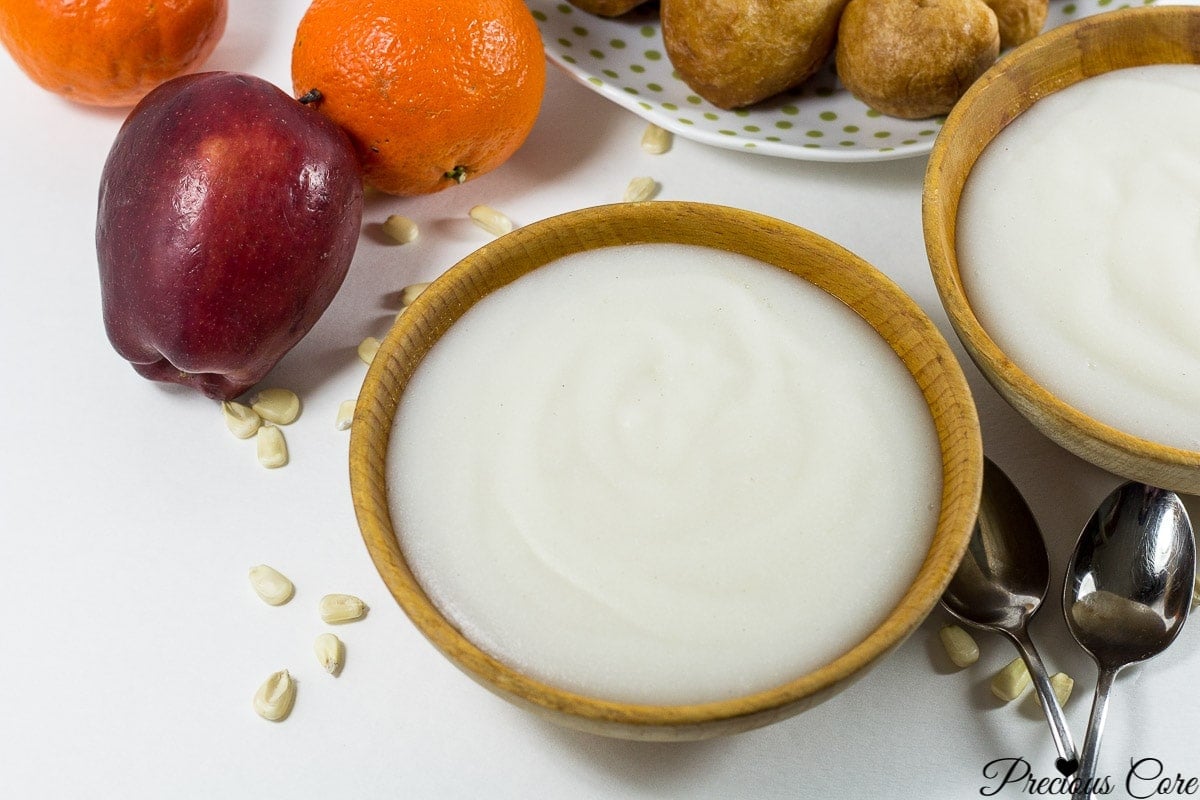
(942, 457, 1077, 775)
(944, 458, 1050, 630)
(1064, 482, 1196, 800)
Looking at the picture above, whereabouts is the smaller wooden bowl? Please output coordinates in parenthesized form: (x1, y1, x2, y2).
(350, 201, 982, 740)
(924, 5, 1200, 494)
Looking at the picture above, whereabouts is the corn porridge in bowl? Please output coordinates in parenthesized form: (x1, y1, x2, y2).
(351, 201, 982, 739)
(924, 5, 1200, 492)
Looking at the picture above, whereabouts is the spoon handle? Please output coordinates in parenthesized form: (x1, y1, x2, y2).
(1009, 628, 1079, 775)
(1071, 666, 1119, 800)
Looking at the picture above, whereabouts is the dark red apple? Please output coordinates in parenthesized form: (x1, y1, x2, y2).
(97, 71, 363, 400)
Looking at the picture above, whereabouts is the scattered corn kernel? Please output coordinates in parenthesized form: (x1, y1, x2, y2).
(623, 176, 659, 203)
(319, 593, 368, 624)
(221, 401, 261, 439)
(357, 336, 380, 365)
(335, 399, 356, 431)
(256, 425, 289, 469)
(248, 564, 294, 606)
(641, 123, 672, 154)
(314, 632, 345, 676)
(400, 281, 431, 307)
(250, 388, 301, 425)
(938, 624, 980, 668)
(253, 669, 296, 721)
(990, 657, 1031, 702)
(469, 204, 513, 237)
(1049, 672, 1074, 708)
(382, 214, 419, 244)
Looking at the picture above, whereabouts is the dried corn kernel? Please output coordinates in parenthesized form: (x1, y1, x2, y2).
(357, 336, 380, 365)
(248, 565, 294, 606)
(641, 123, 672, 154)
(314, 633, 345, 675)
(382, 214, 419, 244)
(335, 399, 356, 431)
(990, 657, 1031, 702)
(253, 669, 296, 721)
(1193, 574, 1199, 608)
(256, 425, 288, 469)
(938, 624, 979, 668)
(469, 204, 513, 237)
(319, 593, 368, 624)
(400, 281, 430, 307)
(250, 388, 301, 425)
(221, 401, 261, 439)
(1049, 672, 1074, 708)
(623, 176, 659, 203)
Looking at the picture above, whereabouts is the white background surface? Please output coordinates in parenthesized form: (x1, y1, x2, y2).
(2, 2, 1197, 797)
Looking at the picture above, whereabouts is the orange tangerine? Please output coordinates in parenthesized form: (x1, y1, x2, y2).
(291, 0, 546, 195)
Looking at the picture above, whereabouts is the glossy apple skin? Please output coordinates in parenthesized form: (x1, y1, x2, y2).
(97, 71, 363, 400)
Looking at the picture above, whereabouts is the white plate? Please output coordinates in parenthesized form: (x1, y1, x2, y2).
(529, 0, 1162, 162)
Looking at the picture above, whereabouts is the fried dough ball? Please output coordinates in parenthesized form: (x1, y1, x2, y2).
(662, 0, 851, 109)
(985, 0, 1049, 48)
(567, 0, 650, 16)
(836, 0, 1000, 119)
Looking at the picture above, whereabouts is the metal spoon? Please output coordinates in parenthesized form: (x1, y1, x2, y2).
(942, 457, 1080, 776)
(1064, 482, 1196, 800)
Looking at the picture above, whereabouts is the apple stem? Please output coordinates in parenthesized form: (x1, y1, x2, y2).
(444, 166, 468, 184)
(297, 89, 323, 105)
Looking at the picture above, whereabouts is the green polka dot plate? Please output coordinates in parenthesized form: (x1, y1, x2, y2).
(528, 0, 1160, 162)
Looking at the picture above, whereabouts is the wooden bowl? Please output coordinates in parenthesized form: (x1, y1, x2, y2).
(924, 5, 1200, 493)
(350, 201, 982, 740)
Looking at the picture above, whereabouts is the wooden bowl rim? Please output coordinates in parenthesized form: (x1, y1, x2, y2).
(351, 201, 983, 731)
(924, 4, 1200, 476)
